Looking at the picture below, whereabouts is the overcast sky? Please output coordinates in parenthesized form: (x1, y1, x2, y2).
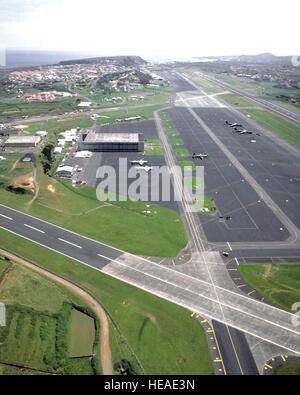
(0, 0, 299, 60)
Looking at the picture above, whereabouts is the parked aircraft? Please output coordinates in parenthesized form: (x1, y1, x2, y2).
(130, 160, 148, 166)
(192, 153, 207, 160)
(134, 165, 153, 172)
(225, 120, 243, 127)
(233, 129, 253, 134)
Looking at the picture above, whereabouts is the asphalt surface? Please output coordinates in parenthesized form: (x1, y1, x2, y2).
(194, 106, 300, 235)
(212, 320, 259, 375)
(165, 106, 290, 243)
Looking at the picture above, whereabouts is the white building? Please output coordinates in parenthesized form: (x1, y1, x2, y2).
(56, 166, 74, 178)
(36, 131, 48, 137)
(54, 146, 63, 155)
(78, 102, 92, 107)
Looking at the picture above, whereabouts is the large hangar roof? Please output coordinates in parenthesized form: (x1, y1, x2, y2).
(84, 131, 141, 143)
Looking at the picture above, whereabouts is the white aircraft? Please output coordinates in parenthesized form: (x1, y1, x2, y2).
(192, 153, 207, 160)
(233, 129, 253, 134)
(134, 165, 153, 172)
(130, 159, 148, 166)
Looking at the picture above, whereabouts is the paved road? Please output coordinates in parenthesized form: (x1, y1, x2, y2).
(196, 72, 300, 125)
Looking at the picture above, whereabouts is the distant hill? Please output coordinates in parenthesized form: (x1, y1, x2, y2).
(59, 55, 147, 66)
(193, 53, 292, 64)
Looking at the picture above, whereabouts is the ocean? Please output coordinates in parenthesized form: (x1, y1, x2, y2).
(1, 49, 104, 69)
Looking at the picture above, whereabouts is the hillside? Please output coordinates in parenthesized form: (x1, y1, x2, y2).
(59, 55, 147, 66)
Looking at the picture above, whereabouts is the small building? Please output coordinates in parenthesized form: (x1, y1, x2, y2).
(57, 140, 66, 147)
(78, 102, 92, 107)
(36, 131, 48, 137)
(5, 135, 41, 148)
(54, 146, 63, 155)
(56, 165, 74, 178)
(78, 131, 144, 152)
(75, 150, 93, 158)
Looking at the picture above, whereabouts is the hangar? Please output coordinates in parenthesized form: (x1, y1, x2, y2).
(78, 130, 144, 152)
(5, 135, 41, 148)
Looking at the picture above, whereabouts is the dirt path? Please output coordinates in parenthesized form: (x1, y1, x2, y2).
(0, 248, 113, 375)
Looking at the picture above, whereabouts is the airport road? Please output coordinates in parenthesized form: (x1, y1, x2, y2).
(1, 203, 300, 361)
(195, 72, 300, 125)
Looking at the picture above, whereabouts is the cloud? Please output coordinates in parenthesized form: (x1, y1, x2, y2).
(0, 0, 299, 57)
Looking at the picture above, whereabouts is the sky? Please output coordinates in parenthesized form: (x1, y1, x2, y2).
(0, 0, 299, 60)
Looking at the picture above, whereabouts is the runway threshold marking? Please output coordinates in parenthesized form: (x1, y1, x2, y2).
(58, 238, 82, 249)
(0, 214, 13, 221)
(24, 224, 45, 234)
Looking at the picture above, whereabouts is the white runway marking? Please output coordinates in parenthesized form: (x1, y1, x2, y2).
(0, 214, 13, 221)
(58, 238, 82, 249)
(24, 223, 45, 234)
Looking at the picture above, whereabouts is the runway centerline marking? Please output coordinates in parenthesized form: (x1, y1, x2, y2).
(24, 223, 45, 234)
(58, 238, 82, 249)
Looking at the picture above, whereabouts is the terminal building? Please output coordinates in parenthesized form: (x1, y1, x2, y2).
(78, 130, 144, 152)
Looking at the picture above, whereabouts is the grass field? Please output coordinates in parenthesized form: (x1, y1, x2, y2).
(144, 139, 164, 156)
(0, 258, 97, 375)
(70, 309, 95, 358)
(169, 138, 184, 146)
(272, 362, 300, 375)
(182, 72, 224, 93)
(94, 104, 166, 126)
(178, 161, 196, 170)
(272, 100, 300, 114)
(0, 258, 11, 280)
(184, 176, 205, 191)
(242, 109, 300, 146)
(0, 305, 57, 370)
(238, 263, 300, 312)
(166, 129, 180, 136)
(0, 97, 85, 121)
(173, 148, 190, 157)
(193, 196, 216, 214)
(0, 228, 214, 375)
(0, 262, 86, 313)
(24, 115, 93, 134)
(220, 93, 256, 107)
